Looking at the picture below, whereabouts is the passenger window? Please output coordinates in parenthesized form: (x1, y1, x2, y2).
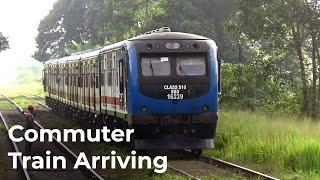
(96, 76, 99, 88)
(78, 77, 83, 87)
(107, 53, 112, 86)
(101, 74, 105, 86)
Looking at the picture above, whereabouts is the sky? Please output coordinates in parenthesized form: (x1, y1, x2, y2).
(0, 0, 57, 85)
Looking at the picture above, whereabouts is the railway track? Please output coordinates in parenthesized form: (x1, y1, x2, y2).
(0, 93, 104, 180)
(0, 111, 31, 180)
(198, 155, 278, 179)
(22, 94, 278, 180)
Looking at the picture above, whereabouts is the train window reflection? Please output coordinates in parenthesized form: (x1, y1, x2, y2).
(141, 57, 170, 76)
(176, 56, 206, 76)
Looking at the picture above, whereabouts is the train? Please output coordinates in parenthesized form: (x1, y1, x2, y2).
(43, 27, 221, 155)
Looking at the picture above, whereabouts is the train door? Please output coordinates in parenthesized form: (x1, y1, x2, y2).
(83, 61, 89, 110)
(111, 51, 118, 114)
(49, 66, 52, 97)
(106, 53, 113, 113)
(89, 59, 95, 113)
(92, 58, 100, 112)
(56, 64, 60, 100)
(62, 64, 65, 104)
(101, 53, 107, 113)
(118, 52, 127, 110)
(76, 61, 82, 109)
(72, 63, 76, 105)
(79, 61, 84, 110)
(87, 61, 91, 112)
(66, 63, 70, 107)
(94, 58, 100, 113)
(42, 69, 46, 92)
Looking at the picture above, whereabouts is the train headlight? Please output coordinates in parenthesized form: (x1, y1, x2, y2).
(141, 106, 147, 112)
(203, 105, 209, 112)
(165, 42, 181, 49)
(146, 44, 153, 50)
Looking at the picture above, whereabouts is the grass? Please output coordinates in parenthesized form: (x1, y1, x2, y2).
(204, 109, 320, 179)
(0, 82, 44, 111)
(0, 82, 44, 97)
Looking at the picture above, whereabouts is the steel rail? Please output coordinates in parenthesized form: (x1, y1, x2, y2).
(30, 94, 44, 99)
(1, 93, 104, 180)
(21, 94, 52, 110)
(181, 149, 278, 180)
(0, 111, 31, 180)
(167, 165, 200, 180)
(199, 156, 278, 180)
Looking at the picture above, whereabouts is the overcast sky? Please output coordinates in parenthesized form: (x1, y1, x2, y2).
(0, 0, 57, 85)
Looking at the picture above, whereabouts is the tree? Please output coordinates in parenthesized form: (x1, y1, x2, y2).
(34, 0, 218, 61)
(0, 32, 9, 52)
(34, 0, 108, 61)
(226, 0, 320, 116)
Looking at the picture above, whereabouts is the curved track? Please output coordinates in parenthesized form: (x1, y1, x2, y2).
(24, 94, 278, 180)
(0, 93, 104, 180)
(0, 111, 31, 180)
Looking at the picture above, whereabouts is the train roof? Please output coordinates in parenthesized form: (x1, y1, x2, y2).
(129, 32, 209, 41)
(44, 30, 211, 65)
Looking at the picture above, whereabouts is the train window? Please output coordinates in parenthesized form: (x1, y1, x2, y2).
(65, 75, 69, 85)
(107, 72, 112, 86)
(101, 59, 105, 71)
(73, 76, 76, 86)
(100, 74, 105, 86)
(141, 57, 170, 76)
(176, 56, 206, 76)
(107, 53, 112, 86)
(96, 76, 99, 88)
(78, 77, 83, 87)
(56, 75, 60, 84)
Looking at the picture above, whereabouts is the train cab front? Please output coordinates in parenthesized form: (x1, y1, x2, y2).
(127, 31, 219, 150)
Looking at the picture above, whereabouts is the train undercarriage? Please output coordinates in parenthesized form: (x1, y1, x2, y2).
(45, 96, 217, 155)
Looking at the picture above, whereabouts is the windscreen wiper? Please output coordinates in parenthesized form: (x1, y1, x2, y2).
(149, 60, 155, 76)
(178, 63, 188, 75)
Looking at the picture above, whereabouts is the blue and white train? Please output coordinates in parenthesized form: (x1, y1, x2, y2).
(43, 27, 220, 155)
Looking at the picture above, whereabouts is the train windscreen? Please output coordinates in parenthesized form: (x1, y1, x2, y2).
(140, 54, 207, 77)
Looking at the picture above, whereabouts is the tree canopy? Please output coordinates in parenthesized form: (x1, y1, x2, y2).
(33, 0, 234, 61)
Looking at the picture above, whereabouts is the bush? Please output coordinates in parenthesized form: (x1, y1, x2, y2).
(220, 62, 299, 114)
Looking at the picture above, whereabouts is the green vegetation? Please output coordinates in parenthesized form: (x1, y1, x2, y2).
(14, 0, 320, 179)
(205, 109, 320, 179)
(34, 0, 233, 61)
(224, 0, 320, 117)
(0, 82, 43, 97)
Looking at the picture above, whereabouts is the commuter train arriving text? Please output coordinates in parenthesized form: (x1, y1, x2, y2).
(43, 27, 221, 155)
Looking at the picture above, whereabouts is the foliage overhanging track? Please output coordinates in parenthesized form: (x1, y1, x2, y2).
(0, 111, 31, 180)
(0, 93, 104, 180)
(24, 94, 278, 179)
